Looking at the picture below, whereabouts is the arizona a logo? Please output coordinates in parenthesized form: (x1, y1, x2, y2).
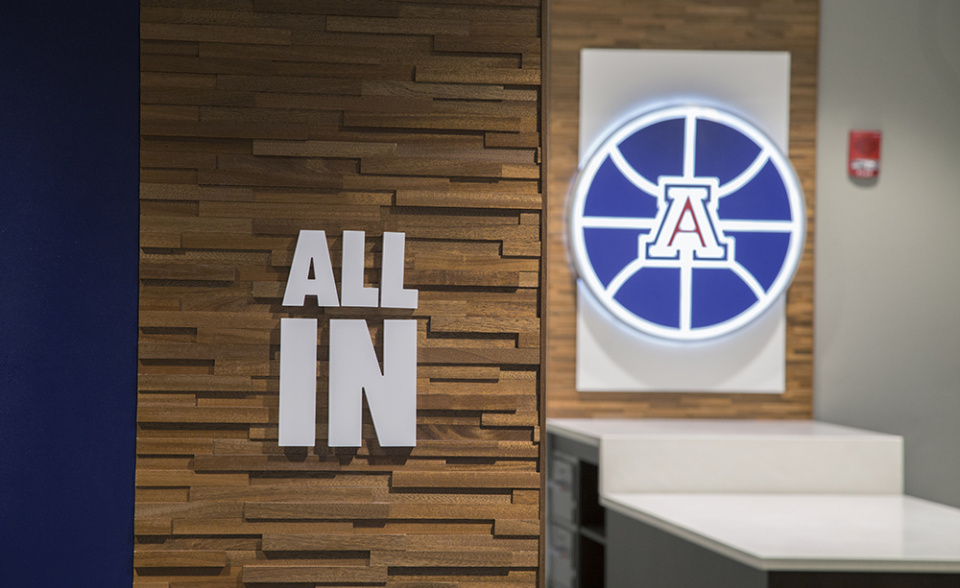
(569, 105, 805, 341)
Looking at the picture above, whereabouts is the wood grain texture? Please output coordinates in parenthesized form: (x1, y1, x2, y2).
(137, 0, 543, 585)
(545, 0, 819, 418)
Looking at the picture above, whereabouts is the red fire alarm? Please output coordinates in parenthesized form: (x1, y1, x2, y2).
(848, 130, 881, 178)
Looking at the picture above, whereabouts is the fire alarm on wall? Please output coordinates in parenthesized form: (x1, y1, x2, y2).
(849, 130, 881, 178)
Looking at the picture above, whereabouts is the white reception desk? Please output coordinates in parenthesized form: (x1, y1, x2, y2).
(546, 418, 960, 588)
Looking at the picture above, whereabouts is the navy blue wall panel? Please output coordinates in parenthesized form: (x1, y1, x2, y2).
(0, 2, 138, 584)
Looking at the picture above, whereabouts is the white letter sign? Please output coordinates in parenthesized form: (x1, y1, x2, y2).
(281, 230, 340, 307)
(328, 319, 418, 447)
(380, 231, 418, 309)
(278, 318, 318, 447)
(278, 231, 419, 448)
(340, 230, 379, 307)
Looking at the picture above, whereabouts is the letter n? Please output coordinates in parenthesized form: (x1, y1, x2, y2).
(328, 319, 418, 447)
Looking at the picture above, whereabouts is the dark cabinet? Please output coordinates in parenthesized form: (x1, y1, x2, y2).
(546, 434, 605, 588)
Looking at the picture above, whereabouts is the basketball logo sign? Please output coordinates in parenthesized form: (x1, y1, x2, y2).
(569, 105, 805, 341)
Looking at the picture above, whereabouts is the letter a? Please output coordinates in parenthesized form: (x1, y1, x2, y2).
(282, 230, 340, 307)
(646, 183, 728, 260)
(668, 198, 707, 248)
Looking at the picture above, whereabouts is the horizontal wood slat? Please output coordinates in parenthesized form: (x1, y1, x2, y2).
(241, 565, 389, 584)
(137, 0, 544, 585)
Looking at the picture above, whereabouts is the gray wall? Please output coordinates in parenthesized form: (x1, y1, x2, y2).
(815, 0, 960, 508)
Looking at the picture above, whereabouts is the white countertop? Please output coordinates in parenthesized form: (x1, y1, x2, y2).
(602, 493, 960, 573)
(548, 418, 960, 574)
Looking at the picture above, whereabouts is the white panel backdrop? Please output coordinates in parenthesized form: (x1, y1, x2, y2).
(574, 49, 792, 393)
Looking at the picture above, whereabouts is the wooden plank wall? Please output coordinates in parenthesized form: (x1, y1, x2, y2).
(136, 1, 544, 586)
(545, 0, 819, 418)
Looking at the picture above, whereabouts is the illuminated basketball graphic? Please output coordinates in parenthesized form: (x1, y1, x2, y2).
(569, 105, 805, 341)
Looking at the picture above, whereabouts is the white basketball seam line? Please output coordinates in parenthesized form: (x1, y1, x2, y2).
(604, 256, 647, 299)
(577, 217, 659, 229)
(577, 208, 794, 234)
(718, 219, 794, 232)
(679, 262, 692, 331)
(684, 113, 696, 178)
(717, 148, 772, 198)
(727, 259, 767, 301)
(609, 147, 661, 196)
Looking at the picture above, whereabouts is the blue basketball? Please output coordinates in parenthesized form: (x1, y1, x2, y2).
(569, 105, 805, 341)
